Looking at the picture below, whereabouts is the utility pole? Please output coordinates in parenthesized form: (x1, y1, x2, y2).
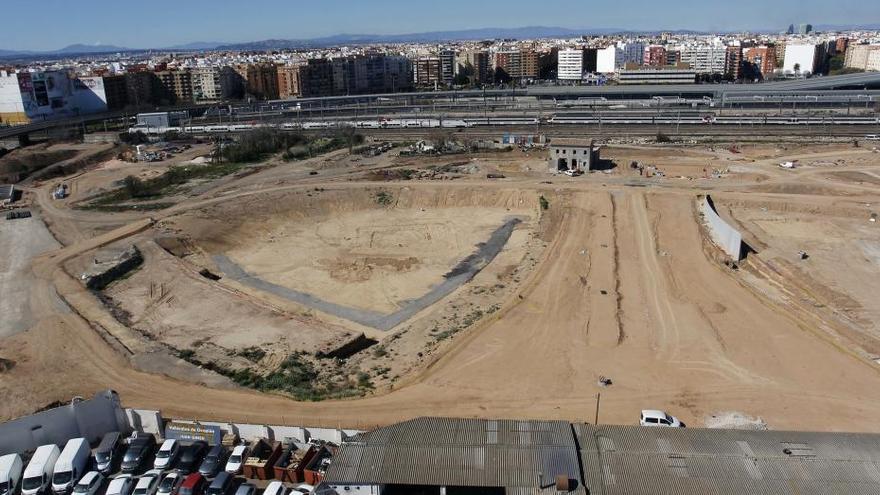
(594, 393, 601, 425)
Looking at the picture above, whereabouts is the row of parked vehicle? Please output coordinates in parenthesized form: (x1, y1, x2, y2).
(0, 433, 312, 495)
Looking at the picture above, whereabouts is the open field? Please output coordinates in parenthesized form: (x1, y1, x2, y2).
(3, 134, 880, 432)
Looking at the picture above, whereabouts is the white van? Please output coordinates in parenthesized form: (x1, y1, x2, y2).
(0, 454, 23, 495)
(52, 439, 90, 495)
(21, 445, 61, 495)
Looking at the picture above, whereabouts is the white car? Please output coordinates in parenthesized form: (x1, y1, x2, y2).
(133, 471, 162, 495)
(640, 409, 685, 427)
(223, 446, 248, 474)
(262, 482, 287, 495)
(106, 476, 134, 495)
(72, 472, 103, 495)
(153, 440, 179, 471)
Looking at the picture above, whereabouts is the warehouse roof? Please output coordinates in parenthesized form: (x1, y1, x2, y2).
(324, 417, 585, 494)
(575, 423, 880, 495)
(0, 185, 14, 202)
(326, 418, 880, 495)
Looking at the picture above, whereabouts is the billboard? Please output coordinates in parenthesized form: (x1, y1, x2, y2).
(164, 422, 224, 445)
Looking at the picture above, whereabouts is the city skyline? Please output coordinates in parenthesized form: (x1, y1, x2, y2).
(0, 0, 875, 51)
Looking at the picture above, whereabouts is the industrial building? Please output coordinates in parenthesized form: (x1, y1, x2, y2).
(323, 417, 585, 495)
(0, 70, 110, 125)
(324, 417, 880, 495)
(616, 66, 697, 85)
(136, 111, 188, 129)
(0, 184, 15, 205)
(548, 139, 600, 173)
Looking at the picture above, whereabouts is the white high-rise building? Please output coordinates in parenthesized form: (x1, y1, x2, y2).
(783, 44, 818, 74)
(596, 46, 624, 73)
(557, 48, 585, 80)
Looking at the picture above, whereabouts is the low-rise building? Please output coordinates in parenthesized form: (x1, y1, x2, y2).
(616, 66, 697, 84)
(548, 139, 600, 173)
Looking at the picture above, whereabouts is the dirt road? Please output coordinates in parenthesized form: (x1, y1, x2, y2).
(4, 144, 880, 432)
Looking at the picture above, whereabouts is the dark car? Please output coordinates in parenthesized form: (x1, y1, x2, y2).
(121, 434, 158, 474)
(176, 442, 208, 475)
(197, 446, 227, 479)
(94, 431, 123, 475)
(204, 473, 235, 495)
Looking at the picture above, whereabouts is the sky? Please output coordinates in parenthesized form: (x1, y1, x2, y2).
(1, 0, 875, 51)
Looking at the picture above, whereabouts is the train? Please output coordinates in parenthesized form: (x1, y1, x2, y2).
(128, 115, 880, 135)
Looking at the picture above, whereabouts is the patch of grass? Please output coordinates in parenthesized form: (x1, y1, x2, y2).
(176, 349, 196, 360)
(176, 350, 370, 401)
(86, 161, 244, 206)
(237, 346, 266, 363)
(375, 191, 394, 206)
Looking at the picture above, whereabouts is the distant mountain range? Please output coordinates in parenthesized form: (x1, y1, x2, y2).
(3, 23, 880, 59)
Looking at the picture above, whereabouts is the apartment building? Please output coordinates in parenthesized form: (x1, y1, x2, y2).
(596, 45, 624, 73)
(494, 48, 539, 80)
(190, 67, 222, 102)
(240, 63, 279, 100)
(157, 69, 193, 104)
(439, 49, 456, 85)
(414, 57, 441, 87)
(643, 45, 667, 67)
(845, 44, 880, 70)
(618, 42, 646, 65)
(276, 65, 302, 99)
(456, 50, 490, 84)
(783, 44, 818, 74)
(678, 44, 727, 74)
(743, 46, 778, 78)
(725, 45, 743, 79)
(557, 48, 585, 80)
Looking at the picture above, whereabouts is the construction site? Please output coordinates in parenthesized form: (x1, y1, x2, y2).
(2, 128, 880, 433)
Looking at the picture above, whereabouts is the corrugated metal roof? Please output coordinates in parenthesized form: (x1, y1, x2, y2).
(327, 419, 880, 495)
(575, 424, 880, 495)
(0, 185, 14, 201)
(325, 417, 585, 493)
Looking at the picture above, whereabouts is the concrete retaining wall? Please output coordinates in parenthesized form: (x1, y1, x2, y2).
(0, 393, 359, 457)
(0, 391, 130, 456)
(700, 195, 743, 261)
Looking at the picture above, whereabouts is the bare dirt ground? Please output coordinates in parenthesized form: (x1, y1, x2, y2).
(3, 137, 880, 432)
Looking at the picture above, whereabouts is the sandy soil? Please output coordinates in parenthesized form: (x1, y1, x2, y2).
(4, 140, 880, 433)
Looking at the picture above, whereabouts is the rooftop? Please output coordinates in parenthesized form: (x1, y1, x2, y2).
(325, 417, 586, 494)
(325, 417, 880, 495)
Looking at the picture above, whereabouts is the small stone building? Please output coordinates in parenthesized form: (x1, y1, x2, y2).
(548, 138, 600, 173)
